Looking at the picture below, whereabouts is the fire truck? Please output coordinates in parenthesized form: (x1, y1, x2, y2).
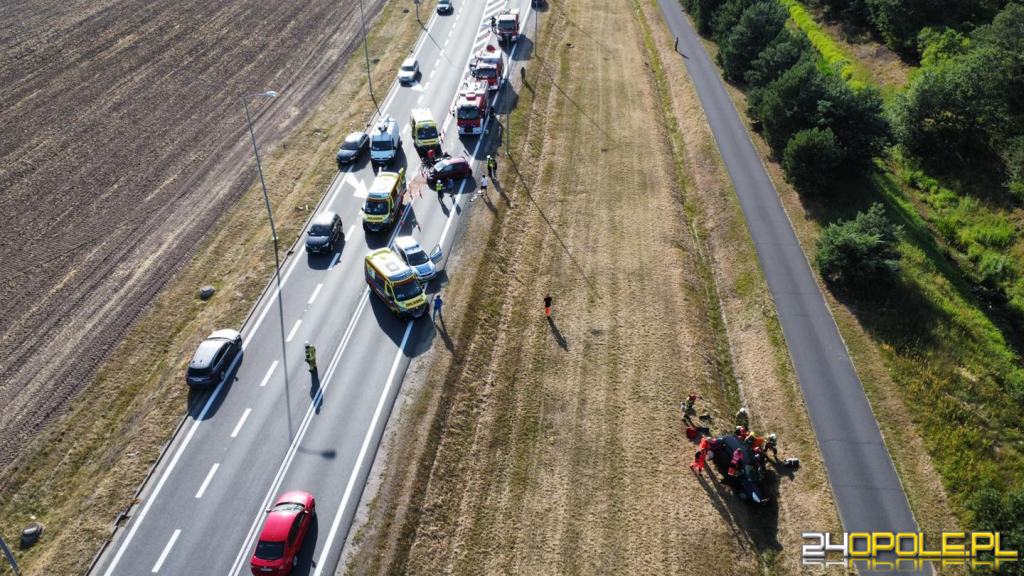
(469, 44, 504, 92)
(456, 80, 490, 136)
(496, 9, 520, 44)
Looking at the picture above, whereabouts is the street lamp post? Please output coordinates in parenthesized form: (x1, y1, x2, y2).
(241, 90, 281, 285)
(358, 0, 381, 114)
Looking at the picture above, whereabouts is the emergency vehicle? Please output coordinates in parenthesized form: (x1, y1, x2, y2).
(361, 168, 407, 233)
(409, 108, 441, 157)
(470, 44, 504, 91)
(496, 9, 520, 44)
(370, 116, 401, 165)
(364, 248, 428, 318)
(455, 81, 489, 135)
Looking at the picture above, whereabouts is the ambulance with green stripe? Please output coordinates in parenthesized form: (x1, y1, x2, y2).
(361, 167, 407, 233)
(409, 108, 441, 158)
(364, 248, 427, 318)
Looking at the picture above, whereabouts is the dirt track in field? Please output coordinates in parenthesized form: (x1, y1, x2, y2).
(0, 0, 382, 469)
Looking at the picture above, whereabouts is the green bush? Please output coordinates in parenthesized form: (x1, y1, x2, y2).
(744, 28, 812, 87)
(783, 127, 842, 194)
(717, 1, 789, 83)
(816, 203, 903, 285)
(750, 59, 827, 151)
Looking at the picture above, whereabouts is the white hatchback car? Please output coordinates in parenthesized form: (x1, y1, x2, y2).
(398, 57, 419, 85)
(393, 236, 443, 282)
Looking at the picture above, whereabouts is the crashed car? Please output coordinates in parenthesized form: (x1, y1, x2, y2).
(709, 434, 771, 505)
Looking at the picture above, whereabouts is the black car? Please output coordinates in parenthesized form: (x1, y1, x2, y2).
(186, 329, 242, 387)
(437, 0, 453, 14)
(305, 211, 344, 254)
(336, 131, 369, 167)
(709, 434, 771, 505)
(426, 156, 472, 187)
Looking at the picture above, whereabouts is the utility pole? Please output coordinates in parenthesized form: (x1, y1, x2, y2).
(414, 0, 420, 23)
(359, 0, 381, 114)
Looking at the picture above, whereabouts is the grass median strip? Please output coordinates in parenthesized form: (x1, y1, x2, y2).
(342, 0, 840, 573)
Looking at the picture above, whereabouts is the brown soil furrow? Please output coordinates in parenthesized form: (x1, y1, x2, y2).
(0, 0, 380, 469)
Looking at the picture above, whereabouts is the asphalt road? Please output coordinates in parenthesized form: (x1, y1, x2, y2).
(92, 1, 535, 574)
(655, 1, 928, 573)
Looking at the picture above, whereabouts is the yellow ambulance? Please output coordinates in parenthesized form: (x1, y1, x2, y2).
(361, 168, 407, 233)
(364, 248, 427, 318)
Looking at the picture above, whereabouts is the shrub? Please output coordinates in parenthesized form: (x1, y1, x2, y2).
(751, 59, 827, 151)
(683, 0, 726, 35)
(783, 127, 842, 194)
(817, 80, 890, 171)
(744, 28, 812, 88)
(717, 1, 789, 83)
(816, 203, 903, 285)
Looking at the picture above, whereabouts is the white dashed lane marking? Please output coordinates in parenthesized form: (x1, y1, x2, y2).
(151, 529, 180, 573)
(285, 319, 302, 343)
(194, 463, 220, 499)
(259, 361, 278, 387)
(231, 409, 252, 438)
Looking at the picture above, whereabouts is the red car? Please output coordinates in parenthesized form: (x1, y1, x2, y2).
(250, 491, 315, 574)
(426, 156, 473, 187)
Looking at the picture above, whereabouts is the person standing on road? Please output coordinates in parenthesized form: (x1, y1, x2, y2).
(304, 341, 318, 374)
(487, 155, 497, 178)
(433, 293, 444, 321)
(544, 294, 553, 317)
(436, 178, 445, 200)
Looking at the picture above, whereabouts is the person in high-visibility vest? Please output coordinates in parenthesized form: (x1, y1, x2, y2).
(487, 155, 497, 178)
(435, 178, 445, 200)
(304, 341, 318, 373)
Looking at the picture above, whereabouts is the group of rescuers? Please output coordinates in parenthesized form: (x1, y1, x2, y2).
(682, 394, 780, 475)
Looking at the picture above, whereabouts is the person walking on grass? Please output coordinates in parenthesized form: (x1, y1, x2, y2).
(487, 154, 497, 178)
(480, 174, 489, 196)
(544, 294, 552, 317)
(433, 293, 443, 321)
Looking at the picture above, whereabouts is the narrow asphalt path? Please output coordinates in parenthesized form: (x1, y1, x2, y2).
(655, 2, 927, 573)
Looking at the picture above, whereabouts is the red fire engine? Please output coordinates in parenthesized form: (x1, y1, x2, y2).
(469, 44, 504, 92)
(456, 80, 490, 136)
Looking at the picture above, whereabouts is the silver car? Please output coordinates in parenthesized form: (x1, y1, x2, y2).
(393, 236, 442, 282)
(398, 57, 419, 85)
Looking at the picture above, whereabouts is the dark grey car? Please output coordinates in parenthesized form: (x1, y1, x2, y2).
(305, 211, 344, 254)
(186, 329, 242, 387)
(336, 131, 368, 168)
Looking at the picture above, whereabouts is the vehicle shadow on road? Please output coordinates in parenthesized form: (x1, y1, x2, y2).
(694, 468, 781, 559)
(293, 513, 319, 575)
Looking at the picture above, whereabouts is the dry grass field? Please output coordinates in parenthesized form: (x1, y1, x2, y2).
(341, 0, 843, 573)
(0, 0, 384, 469)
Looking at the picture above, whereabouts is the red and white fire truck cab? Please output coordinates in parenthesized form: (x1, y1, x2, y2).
(456, 80, 490, 136)
(496, 9, 520, 44)
(470, 44, 504, 92)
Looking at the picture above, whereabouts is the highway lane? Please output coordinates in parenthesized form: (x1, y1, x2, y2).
(93, 0, 534, 574)
(655, 2, 928, 574)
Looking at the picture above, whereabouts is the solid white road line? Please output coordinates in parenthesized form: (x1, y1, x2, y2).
(313, 322, 414, 576)
(285, 319, 302, 343)
(194, 463, 220, 499)
(150, 529, 180, 573)
(231, 409, 252, 438)
(308, 283, 323, 305)
(328, 251, 341, 271)
(345, 224, 357, 242)
(258, 361, 278, 388)
(103, 350, 241, 575)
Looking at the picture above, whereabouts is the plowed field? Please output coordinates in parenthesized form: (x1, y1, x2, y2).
(0, 0, 381, 468)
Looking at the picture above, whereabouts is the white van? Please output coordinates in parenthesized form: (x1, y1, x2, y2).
(370, 116, 401, 165)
